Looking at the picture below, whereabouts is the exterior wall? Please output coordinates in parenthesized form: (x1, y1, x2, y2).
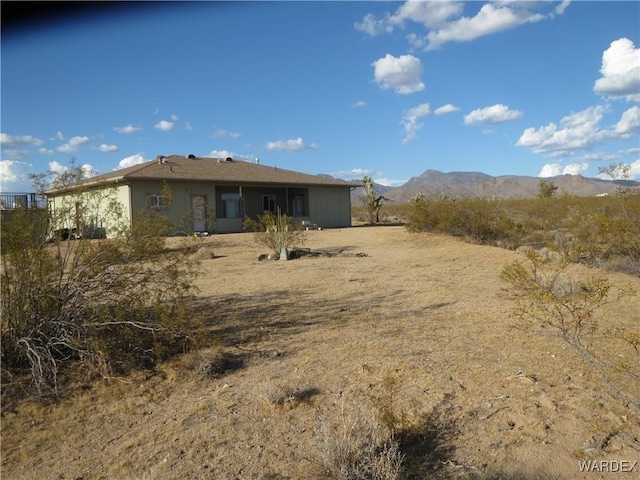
(48, 180, 352, 236)
(129, 180, 216, 234)
(307, 186, 352, 228)
(48, 183, 132, 238)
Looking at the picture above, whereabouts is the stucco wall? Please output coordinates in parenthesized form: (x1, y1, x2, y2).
(48, 183, 132, 237)
(308, 186, 352, 228)
(129, 180, 217, 233)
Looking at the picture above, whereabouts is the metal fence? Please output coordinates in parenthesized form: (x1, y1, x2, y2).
(0, 192, 47, 210)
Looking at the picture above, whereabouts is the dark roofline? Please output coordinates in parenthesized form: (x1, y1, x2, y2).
(44, 155, 359, 194)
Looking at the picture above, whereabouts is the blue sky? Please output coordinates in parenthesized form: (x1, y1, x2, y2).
(2, 1, 639, 192)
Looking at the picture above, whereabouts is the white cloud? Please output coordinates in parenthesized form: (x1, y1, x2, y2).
(154, 120, 174, 131)
(538, 162, 588, 178)
(354, 13, 391, 36)
(57, 136, 90, 153)
(185, 122, 193, 131)
(48, 160, 98, 181)
(593, 38, 640, 99)
(464, 104, 523, 125)
(52, 131, 64, 141)
(554, 1, 571, 17)
(563, 162, 589, 175)
(434, 104, 460, 115)
(0, 133, 44, 147)
(2, 149, 29, 160)
(330, 168, 375, 180)
(171, 114, 179, 121)
(116, 154, 147, 170)
(401, 103, 431, 144)
(357, 1, 568, 51)
(538, 163, 560, 177)
(96, 144, 118, 153)
(355, 1, 464, 36)
(38, 147, 54, 155)
(214, 129, 241, 139)
(49, 160, 69, 176)
(0, 159, 33, 191)
(628, 159, 640, 180)
(371, 54, 425, 95)
(426, 3, 548, 50)
(374, 177, 407, 187)
(114, 124, 142, 134)
(209, 150, 257, 162)
(614, 106, 640, 136)
(353, 101, 367, 108)
(518, 105, 638, 155)
(265, 137, 319, 152)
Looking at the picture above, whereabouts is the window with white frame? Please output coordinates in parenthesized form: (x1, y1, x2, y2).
(262, 194, 276, 213)
(221, 193, 241, 218)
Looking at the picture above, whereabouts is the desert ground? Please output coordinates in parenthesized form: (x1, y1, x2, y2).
(2, 225, 639, 479)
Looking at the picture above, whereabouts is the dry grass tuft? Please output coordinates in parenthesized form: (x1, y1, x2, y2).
(314, 406, 404, 480)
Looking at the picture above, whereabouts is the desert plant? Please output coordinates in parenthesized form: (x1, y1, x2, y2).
(536, 179, 558, 198)
(243, 208, 305, 259)
(405, 196, 523, 248)
(501, 251, 639, 409)
(1, 164, 199, 397)
(315, 407, 404, 480)
(360, 176, 389, 225)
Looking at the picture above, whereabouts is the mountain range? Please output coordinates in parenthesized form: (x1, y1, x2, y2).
(350, 170, 640, 204)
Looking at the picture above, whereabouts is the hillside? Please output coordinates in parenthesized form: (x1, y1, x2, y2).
(351, 170, 640, 204)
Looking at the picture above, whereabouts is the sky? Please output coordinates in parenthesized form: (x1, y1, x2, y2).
(1, 0, 639, 192)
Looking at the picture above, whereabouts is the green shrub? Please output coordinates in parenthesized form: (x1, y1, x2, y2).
(405, 196, 524, 248)
(243, 209, 305, 259)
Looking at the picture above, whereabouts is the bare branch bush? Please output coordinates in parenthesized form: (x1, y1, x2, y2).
(1, 165, 199, 397)
(501, 251, 639, 409)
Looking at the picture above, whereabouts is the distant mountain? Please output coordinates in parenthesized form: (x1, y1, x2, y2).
(372, 170, 640, 203)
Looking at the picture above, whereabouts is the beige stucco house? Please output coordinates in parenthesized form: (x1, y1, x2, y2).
(45, 155, 357, 236)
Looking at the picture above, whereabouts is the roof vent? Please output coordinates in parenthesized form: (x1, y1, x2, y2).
(157, 155, 169, 164)
(187, 154, 196, 159)
(225, 157, 233, 162)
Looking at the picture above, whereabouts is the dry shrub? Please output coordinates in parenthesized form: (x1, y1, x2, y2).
(501, 251, 640, 409)
(1, 187, 198, 398)
(315, 406, 404, 480)
(405, 196, 523, 248)
(183, 348, 243, 378)
(260, 380, 320, 410)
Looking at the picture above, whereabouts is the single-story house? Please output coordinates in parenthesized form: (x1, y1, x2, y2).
(45, 155, 358, 236)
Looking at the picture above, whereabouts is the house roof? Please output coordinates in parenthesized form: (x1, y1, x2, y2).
(46, 155, 357, 194)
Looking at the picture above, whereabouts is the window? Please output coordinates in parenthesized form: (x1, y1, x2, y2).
(222, 193, 241, 218)
(262, 194, 276, 213)
(149, 194, 168, 210)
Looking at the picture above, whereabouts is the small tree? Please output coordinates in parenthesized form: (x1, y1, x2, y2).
(537, 179, 558, 198)
(360, 176, 389, 224)
(243, 208, 305, 259)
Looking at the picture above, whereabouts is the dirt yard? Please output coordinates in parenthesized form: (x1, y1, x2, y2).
(2, 226, 639, 479)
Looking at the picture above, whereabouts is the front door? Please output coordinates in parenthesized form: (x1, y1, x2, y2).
(192, 195, 207, 232)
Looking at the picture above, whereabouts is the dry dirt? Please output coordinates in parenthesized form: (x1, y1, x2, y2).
(2, 226, 639, 479)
